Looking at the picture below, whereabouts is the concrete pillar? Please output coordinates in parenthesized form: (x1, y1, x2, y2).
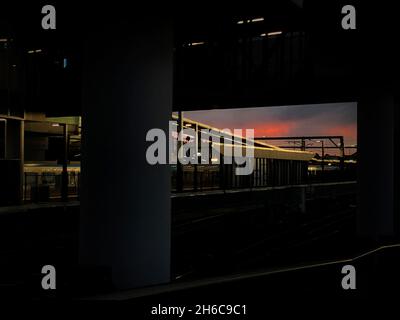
(79, 16, 173, 289)
(358, 92, 397, 240)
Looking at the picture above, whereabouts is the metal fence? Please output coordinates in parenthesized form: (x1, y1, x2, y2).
(171, 159, 310, 192)
(171, 159, 357, 193)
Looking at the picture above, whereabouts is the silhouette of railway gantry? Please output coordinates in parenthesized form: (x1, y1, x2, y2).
(171, 114, 357, 192)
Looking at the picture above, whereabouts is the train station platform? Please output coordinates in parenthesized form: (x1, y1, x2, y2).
(87, 243, 400, 302)
(0, 201, 79, 216)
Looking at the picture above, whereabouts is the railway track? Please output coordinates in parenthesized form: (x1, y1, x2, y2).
(172, 197, 357, 280)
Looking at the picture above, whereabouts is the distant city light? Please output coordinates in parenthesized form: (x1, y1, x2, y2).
(237, 17, 264, 24)
(190, 41, 205, 46)
(63, 58, 68, 69)
(267, 31, 283, 37)
(0, 38, 7, 42)
(260, 31, 283, 37)
(28, 49, 42, 54)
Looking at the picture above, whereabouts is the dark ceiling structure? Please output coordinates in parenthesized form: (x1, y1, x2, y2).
(1, 0, 398, 115)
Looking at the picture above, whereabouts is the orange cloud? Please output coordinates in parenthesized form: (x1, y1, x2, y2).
(251, 121, 296, 137)
(324, 124, 357, 141)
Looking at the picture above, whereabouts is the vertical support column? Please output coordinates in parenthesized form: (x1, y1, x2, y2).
(264, 158, 267, 186)
(193, 123, 198, 191)
(0, 119, 5, 159)
(61, 124, 69, 202)
(358, 91, 396, 240)
(198, 125, 203, 190)
(242, 137, 249, 188)
(301, 139, 305, 151)
(19, 120, 24, 204)
(208, 130, 213, 187)
(395, 96, 400, 238)
(219, 135, 224, 190)
(321, 140, 325, 178)
(4, 119, 24, 204)
(339, 136, 345, 173)
(80, 15, 173, 289)
(231, 135, 235, 189)
(176, 111, 183, 192)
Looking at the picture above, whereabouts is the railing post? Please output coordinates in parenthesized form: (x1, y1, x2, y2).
(219, 135, 225, 191)
(176, 111, 183, 192)
(193, 123, 198, 191)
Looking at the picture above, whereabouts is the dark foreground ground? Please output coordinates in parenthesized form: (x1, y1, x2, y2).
(0, 182, 398, 303)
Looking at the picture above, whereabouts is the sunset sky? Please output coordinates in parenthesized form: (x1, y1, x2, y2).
(184, 102, 357, 156)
